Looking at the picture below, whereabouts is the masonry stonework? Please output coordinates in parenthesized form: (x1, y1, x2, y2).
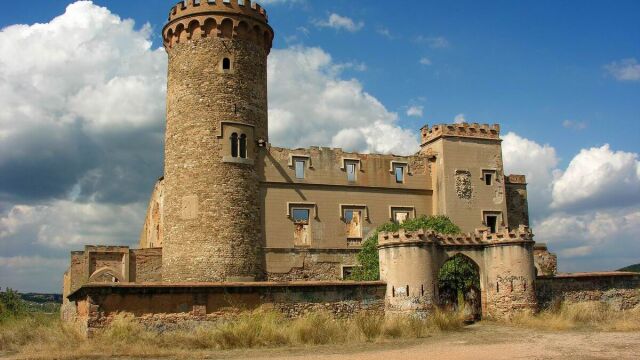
(61, 0, 640, 333)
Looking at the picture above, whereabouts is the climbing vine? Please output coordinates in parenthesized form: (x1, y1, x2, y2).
(348, 215, 460, 281)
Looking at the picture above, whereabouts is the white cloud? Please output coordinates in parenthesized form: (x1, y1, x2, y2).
(562, 119, 587, 131)
(0, 200, 144, 248)
(415, 35, 450, 48)
(502, 132, 559, 217)
(534, 208, 640, 271)
(419, 57, 432, 66)
(268, 46, 419, 155)
(604, 58, 640, 81)
(314, 13, 364, 32)
(453, 114, 466, 123)
(551, 145, 640, 210)
(406, 105, 424, 117)
(376, 27, 393, 39)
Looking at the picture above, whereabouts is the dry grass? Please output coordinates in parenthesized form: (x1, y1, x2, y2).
(508, 301, 640, 331)
(0, 308, 466, 359)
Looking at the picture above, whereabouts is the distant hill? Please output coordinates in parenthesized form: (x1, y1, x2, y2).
(618, 264, 640, 273)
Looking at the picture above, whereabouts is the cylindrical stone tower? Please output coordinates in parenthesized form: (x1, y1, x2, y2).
(161, 0, 273, 282)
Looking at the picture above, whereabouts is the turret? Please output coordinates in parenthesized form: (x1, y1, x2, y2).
(161, 0, 274, 282)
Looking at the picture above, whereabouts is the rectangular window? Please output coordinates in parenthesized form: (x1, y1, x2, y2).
(346, 161, 357, 182)
(486, 215, 498, 233)
(483, 170, 496, 186)
(342, 266, 360, 279)
(344, 209, 362, 238)
(294, 159, 305, 179)
(391, 207, 414, 224)
(292, 208, 309, 223)
(292, 208, 311, 246)
(394, 165, 404, 183)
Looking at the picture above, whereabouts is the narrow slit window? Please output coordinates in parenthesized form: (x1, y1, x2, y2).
(222, 57, 231, 70)
(346, 161, 357, 182)
(230, 133, 238, 157)
(394, 165, 404, 183)
(294, 159, 305, 179)
(239, 134, 247, 158)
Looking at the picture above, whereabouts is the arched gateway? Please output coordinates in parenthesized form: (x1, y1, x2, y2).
(378, 225, 538, 318)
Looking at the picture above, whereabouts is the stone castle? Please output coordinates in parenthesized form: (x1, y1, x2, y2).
(61, 0, 640, 334)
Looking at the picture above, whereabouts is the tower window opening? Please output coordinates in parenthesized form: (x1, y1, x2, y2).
(484, 172, 493, 185)
(294, 158, 305, 179)
(239, 134, 247, 158)
(394, 164, 405, 183)
(486, 215, 498, 233)
(346, 161, 357, 182)
(223, 57, 231, 70)
(230, 132, 238, 157)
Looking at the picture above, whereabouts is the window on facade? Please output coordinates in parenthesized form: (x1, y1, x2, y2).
(223, 57, 231, 70)
(342, 266, 359, 279)
(292, 208, 311, 246)
(344, 209, 362, 238)
(394, 165, 405, 183)
(230, 133, 238, 157)
(484, 172, 493, 186)
(294, 158, 305, 179)
(486, 214, 498, 233)
(239, 134, 247, 158)
(346, 161, 357, 182)
(391, 207, 413, 224)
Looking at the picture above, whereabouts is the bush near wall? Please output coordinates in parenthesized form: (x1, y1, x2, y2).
(0, 288, 26, 322)
(349, 215, 460, 281)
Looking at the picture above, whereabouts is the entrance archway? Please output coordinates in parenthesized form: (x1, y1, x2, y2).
(437, 253, 481, 322)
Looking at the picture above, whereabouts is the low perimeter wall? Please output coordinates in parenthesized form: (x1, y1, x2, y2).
(536, 272, 640, 310)
(67, 281, 386, 336)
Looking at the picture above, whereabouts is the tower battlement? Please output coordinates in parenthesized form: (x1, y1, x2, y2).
(378, 225, 533, 247)
(420, 122, 501, 145)
(163, 0, 273, 53)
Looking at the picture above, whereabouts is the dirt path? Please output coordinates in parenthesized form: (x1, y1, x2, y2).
(219, 324, 640, 360)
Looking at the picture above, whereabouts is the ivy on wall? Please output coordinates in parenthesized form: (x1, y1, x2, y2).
(348, 215, 460, 281)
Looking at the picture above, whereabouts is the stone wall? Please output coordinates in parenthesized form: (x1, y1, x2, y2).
(533, 243, 557, 276)
(67, 281, 385, 336)
(265, 249, 358, 281)
(505, 175, 529, 229)
(536, 272, 640, 310)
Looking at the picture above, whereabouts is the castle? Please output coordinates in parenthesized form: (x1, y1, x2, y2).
(61, 0, 640, 334)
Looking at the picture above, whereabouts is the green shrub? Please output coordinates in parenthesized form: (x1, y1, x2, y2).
(349, 216, 460, 281)
(0, 288, 26, 321)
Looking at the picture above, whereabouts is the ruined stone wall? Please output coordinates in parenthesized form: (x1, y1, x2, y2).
(265, 249, 358, 281)
(533, 244, 557, 276)
(162, 11, 270, 282)
(505, 175, 529, 229)
(130, 248, 162, 283)
(68, 282, 385, 336)
(536, 273, 640, 310)
(139, 178, 164, 249)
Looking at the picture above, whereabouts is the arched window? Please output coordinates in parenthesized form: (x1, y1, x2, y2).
(239, 134, 247, 158)
(223, 57, 231, 70)
(230, 133, 238, 157)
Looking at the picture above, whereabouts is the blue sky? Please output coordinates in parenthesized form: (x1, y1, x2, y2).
(0, 1, 638, 292)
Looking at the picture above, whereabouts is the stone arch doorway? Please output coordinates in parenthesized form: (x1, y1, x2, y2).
(437, 253, 482, 322)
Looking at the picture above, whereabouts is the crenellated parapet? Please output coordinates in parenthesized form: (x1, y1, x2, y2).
(505, 174, 527, 184)
(163, 0, 274, 53)
(420, 122, 501, 145)
(378, 225, 533, 248)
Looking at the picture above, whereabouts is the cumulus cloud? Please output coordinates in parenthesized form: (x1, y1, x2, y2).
(551, 145, 640, 211)
(268, 46, 419, 155)
(406, 106, 424, 117)
(0, 0, 166, 203)
(314, 13, 364, 32)
(604, 58, 640, 81)
(502, 132, 559, 217)
(453, 114, 466, 123)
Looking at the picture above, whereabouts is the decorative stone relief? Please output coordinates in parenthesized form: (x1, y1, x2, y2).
(455, 170, 472, 200)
